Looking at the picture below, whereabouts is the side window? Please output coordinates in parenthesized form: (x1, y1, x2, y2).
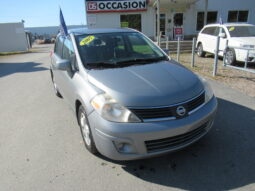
(54, 36, 64, 57)
(214, 27, 220, 36)
(220, 27, 227, 35)
(62, 39, 78, 71)
(202, 27, 217, 36)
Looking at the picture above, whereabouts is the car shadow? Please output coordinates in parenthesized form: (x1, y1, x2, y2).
(0, 62, 48, 78)
(99, 98, 255, 190)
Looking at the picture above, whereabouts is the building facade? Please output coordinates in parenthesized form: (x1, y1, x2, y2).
(85, 0, 255, 40)
(0, 22, 29, 52)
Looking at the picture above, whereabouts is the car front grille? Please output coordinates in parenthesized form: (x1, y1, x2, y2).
(145, 122, 208, 153)
(130, 91, 205, 121)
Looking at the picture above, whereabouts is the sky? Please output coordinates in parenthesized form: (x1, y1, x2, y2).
(0, 0, 86, 27)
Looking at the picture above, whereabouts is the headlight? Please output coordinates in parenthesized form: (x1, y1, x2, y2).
(91, 93, 141, 123)
(241, 44, 255, 49)
(198, 76, 214, 103)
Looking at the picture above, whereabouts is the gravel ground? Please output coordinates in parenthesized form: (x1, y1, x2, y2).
(170, 53, 255, 98)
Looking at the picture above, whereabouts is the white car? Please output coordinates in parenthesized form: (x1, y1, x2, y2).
(196, 23, 255, 65)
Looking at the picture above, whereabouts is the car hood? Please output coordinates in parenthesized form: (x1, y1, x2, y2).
(88, 61, 204, 107)
(231, 37, 255, 46)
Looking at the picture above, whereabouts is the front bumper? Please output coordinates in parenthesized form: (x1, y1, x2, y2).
(88, 96, 217, 161)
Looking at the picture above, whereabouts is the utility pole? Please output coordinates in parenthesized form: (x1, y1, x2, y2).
(204, 0, 208, 27)
(156, 0, 160, 44)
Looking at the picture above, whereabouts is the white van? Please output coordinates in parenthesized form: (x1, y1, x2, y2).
(196, 23, 255, 65)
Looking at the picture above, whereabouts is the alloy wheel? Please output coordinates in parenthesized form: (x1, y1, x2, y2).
(80, 112, 91, 146)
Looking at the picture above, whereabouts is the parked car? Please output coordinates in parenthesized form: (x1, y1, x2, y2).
(197, 23, 255, 65)
(50, 28, 217, 160)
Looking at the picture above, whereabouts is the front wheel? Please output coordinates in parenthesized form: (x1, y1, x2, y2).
(225, 49, 236, 65)
(78, 105, 98, 154)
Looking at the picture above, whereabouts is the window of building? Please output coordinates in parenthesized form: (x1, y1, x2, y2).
(160, 14, 166, 35)
(174, 13, 183, 26)
(197, 12, 204, 31)
(228, 10, 249, 22)
(207, 12, 218, 24)
(120, 14, 141, 32)
(196, 11, 218, 31)
(155, 14, 166, 36)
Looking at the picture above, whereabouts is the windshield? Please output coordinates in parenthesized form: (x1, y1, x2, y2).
(75, 32, 167, 68)
(227, 26, 255, 37)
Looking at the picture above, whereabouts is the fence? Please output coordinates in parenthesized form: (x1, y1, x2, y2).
(223, 41, 255, 74)
(157, 36, 197, 67)
(157, 36, 255, 76)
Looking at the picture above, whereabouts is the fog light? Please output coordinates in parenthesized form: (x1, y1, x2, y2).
(114, 141, 135, 153)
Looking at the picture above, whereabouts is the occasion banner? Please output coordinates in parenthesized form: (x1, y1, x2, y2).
(86, 0, 147, 13)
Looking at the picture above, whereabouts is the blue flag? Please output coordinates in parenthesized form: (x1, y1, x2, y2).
(60, 8, 68, 36)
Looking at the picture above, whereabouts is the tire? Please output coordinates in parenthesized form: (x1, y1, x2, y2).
(197, 43, 206, 57)
(225, 48, 236, 65)
(78, 105, 98, 154)
(50, 70, 62, 98)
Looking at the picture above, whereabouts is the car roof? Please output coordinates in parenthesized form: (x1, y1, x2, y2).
(68, 27, 137, 35)
(204, 23, 254, 28)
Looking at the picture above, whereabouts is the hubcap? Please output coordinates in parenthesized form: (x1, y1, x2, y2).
(198, 45, 202, 56)
(226, 51, 234, 64)
(80, 112, 91, 146)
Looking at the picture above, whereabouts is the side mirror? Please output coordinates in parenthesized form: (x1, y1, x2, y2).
(219, 33, 226, 38)
(55, 59, 71, 71)
(163, 49, 170, 55)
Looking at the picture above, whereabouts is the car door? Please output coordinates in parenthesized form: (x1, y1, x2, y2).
(202, 26, 217, 53)
(57, 38, 79, 106)
(206, 27, 218, 54)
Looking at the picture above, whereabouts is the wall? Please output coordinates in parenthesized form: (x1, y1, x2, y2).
(87, 6, 155, 38)
(85, 0, 255, 39)
(184, 0, 255, 36)
(0, 22, 28, 52)
(195, 0, 255, 24)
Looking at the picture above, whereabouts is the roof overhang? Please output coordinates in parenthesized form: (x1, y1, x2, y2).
(149, 0, 198, 7)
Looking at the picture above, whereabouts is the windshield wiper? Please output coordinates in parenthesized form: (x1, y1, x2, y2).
(116, 56, 168, 65)
(86, 61, 117, 68)
(85, 56, 168, 69)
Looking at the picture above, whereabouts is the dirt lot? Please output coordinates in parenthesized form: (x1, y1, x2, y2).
(171, 53, 255, 98)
